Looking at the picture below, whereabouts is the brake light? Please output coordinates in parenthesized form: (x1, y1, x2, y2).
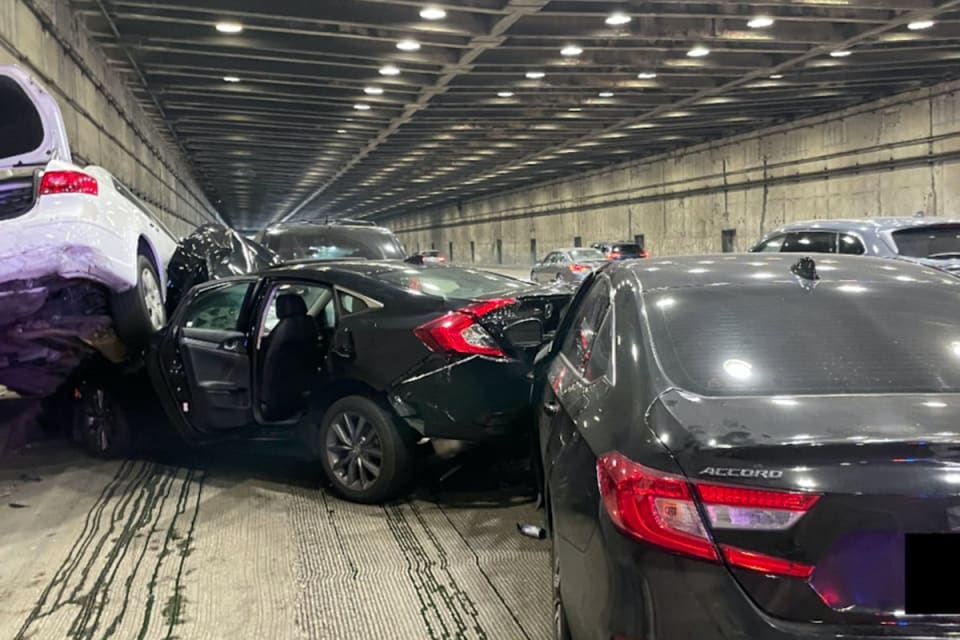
(608, 251, 621, 260)
(414, 298, 515, 358)
(569, 263, 590, 273)
(640, 250, 649, 259)
(597, 452, 817, 578)
(39, 170, 99, 196)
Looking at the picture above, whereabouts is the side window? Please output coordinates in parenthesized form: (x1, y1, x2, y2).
(338, 290, 378, 316)
(260, 283, 333, 338)
(556, 253, 570, 264)
(544, 252, 558, 264)
(560, 279, 611, 378)
(584, 308, 613, 382)
(756, 234, 785, 252)
(782, 231, 837, 253)
(839, 233, 866, 255)
(183, 282, 252, 330)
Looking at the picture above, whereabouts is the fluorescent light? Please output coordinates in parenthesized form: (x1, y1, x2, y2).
(637, 71, 657, 79)
(497, 91, 514, 97)
(908, 19, 934, 30)
(215, 22, 243, 34)
(687, 46, 710, 58)
(379, 64, 400, 76)
(605, 12, 631, 26)
(222, 75, 240, 83)
(769, 73, 783, 79)
(364, 86, 384, 95)
(419, 6, 446, 20)
(568, 107, 582, 112)
(525, 70, 545, 79)
(336, 129, 347, 134)
(598, 91, 614, 97)
(830, 49, 851, 57)
(353, 103, 371, 110)
(561, 44, 583, 56)
(747, 16, 774, 29)
(397, 39, 421, 51)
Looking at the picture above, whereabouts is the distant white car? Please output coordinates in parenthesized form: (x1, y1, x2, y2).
(0, 63, 178, 349)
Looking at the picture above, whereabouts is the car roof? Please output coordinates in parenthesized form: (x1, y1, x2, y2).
(619, 253, 958, 293)
(770, 216, 960, 234)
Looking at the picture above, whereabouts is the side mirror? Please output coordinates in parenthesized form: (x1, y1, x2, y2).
(503, 318, 544, 349)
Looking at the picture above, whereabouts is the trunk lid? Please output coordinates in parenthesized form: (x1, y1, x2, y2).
(0, 64, 71, 169)
(458, 284, 572, 358)
(654, 389, 960, 625)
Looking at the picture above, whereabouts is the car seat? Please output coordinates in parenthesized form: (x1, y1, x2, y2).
(259, 293, 319, 421)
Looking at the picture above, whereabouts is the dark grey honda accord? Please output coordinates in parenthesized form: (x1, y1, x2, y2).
(537, 253, 960, 639)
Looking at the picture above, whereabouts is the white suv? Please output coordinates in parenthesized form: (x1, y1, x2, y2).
(0, 64, 178, 350)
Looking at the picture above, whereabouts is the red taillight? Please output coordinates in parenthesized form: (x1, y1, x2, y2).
(39, 170, 99, 196)
(640, 250, 650, 259)
(608, 251, 621, 260)
(414, 298, 515, 358)
(569, 263, 590, 273)
(597, 452, 817, 578)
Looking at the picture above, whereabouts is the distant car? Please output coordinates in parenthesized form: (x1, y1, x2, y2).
(255, 219, 406, 262)
(537, 253, 960, 640)
(404, 250, 445, 265)
(0, 64, 178, 396)
(751, 217, 960, 274)
(139, 262, 570, 503)
(591, 241, 648, 260)
(530, 248, 607, 284)
(166, 223, 281, 313)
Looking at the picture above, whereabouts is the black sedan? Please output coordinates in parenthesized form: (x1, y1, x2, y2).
(147, 261, 569, 503)
(537, 253, 960, 639)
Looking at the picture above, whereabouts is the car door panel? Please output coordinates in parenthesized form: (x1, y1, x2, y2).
(179, 327, 251, 428)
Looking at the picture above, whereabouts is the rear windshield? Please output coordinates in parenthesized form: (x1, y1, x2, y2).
(0, 77, 44, 160)
(893, 225, 960, 259)
(570, 249, 605, 262)
(261, 226, 405, 261)
(612, 243, 643, 254)
(647, 282, 960, 395)
(375, 267, 530, 299)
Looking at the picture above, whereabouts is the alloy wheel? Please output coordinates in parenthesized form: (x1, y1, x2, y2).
(140, 266, 165, 330)
(325, 411, 383, 490)
(81, 389, 115, 454)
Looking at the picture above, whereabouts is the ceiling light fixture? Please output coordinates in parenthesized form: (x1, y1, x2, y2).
(525, 70, 545, 79)
(747, 16, 774, 29)
(397, 39, 421, 51)
(364, 86, 384, 95)
(336, 129, 347, 134)
(215, 22, 243, 34)
(637, 71, 657, 79)
(561, 44, 583, 56)
(379, 64, 400, 76)
(687, 46, 710, 57)
(769, 73, 784, 79)
(223, 75, 241, 83)
(830, 49, 852, 57)
(497, 91, 515, 97)
(907, 19, 935, 30)
(598, 91, 615, 97)
(353, 103, 371, 110)
(605, 12, 632, 26)
(568, 107, 582, 112)
(419, 6, 446, 20)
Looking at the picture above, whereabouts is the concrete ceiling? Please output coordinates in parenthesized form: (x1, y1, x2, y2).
(72, 0, 960, 231)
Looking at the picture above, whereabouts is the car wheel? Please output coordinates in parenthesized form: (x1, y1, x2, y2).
(112, 252, 166, 349)
(318, 395, 414, 504)
(72, 383, 131, 458)
(550, 498, 573, 640)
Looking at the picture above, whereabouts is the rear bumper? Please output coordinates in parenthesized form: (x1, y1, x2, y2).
(390, 355, 532, 440)
(0, 199, 133, 291)
(566, 517, 960, 640)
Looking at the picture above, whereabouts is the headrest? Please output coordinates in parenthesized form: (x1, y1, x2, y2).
(276, 293, 307, 319)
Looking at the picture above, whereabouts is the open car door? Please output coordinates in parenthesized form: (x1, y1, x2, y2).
(150, 279, 257, 437)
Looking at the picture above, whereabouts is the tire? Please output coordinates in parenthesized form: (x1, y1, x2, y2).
(112, 252, 166, 349)
(72, 382, 132, 458)
(318, 395, 415, 504)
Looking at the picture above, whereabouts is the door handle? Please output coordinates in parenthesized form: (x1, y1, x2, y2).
(221, 337, 243, 352)
(543, 400, 560, 416)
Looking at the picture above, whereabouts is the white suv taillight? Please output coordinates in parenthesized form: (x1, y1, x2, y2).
(39, 170, 99, 196)
(597, 452, 819, 578)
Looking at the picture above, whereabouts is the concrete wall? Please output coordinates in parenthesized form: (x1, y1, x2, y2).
(0, 0, 219, 237)
(390, 80, 960, 265)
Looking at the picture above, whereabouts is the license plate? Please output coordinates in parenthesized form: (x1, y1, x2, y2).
(905, 533, 960, 614)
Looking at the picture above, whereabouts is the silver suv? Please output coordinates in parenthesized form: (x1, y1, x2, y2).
(751, 217, 960, 274)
